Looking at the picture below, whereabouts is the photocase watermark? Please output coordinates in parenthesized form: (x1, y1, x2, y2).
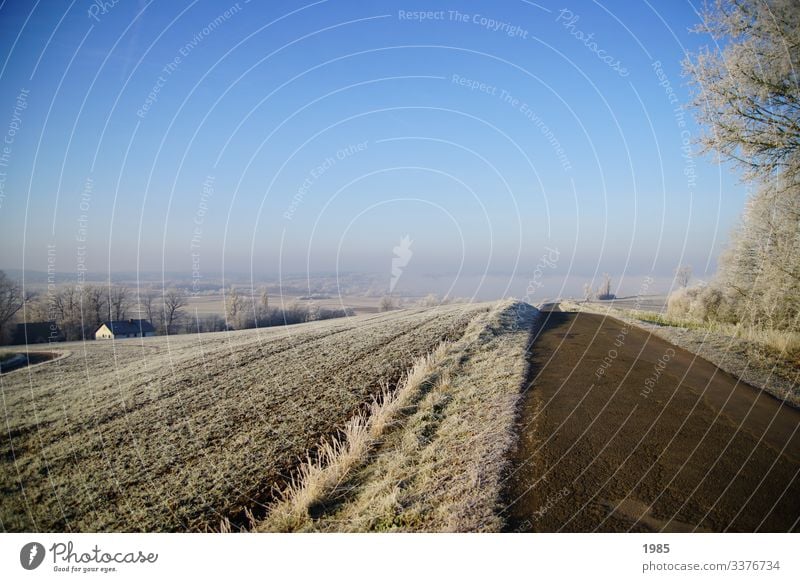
(26, 540, 160, 575)
(190, 175, 214, 295)
(0, 87, 29, 210)
(556, 9, 629, 77)
(532, 486, 571, 521)
(20, 542, 45, 570)
(137, 2, 246, 118)
(390, 235, 413, 292)
(512, 487, 572, 530)
(21, 540, 159, 574)
(283, 140, 368, 220)
(594, 276, 653, 380)
(451, 75, 572, 172)
(652, 61, 696, 191)
(511, 246, 560, 336)
(87, 0, 121, 23)
(398, 9, 529, 38)
(640, 347, 675, 398)
(522, 247, 560, 304)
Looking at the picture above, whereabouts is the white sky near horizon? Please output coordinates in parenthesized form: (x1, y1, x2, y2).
(0, 0, 747, 299)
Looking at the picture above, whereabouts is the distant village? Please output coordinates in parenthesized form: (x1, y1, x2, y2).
(0, 270, 352, 346)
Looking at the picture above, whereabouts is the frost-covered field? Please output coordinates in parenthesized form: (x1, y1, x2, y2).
(0, 303, 488, 532)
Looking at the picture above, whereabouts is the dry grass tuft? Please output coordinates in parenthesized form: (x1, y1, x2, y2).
(261, 346, 447, 532)
(255, 300, 539, 532)
(630, 310, 800, 359)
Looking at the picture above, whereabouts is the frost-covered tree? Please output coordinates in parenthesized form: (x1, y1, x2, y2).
(679, 0, 800, 330)
(225, 286, 245, 329)
(684, 0, 800, 185)
(675, 265, 692, 288)
(260, 288, 269, 313)
(416, 293, 441, 308)
(582, 283, 594, 302)
(716, 181, 800, 328)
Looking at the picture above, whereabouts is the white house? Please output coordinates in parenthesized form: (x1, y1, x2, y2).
(95, 319, 156, 340)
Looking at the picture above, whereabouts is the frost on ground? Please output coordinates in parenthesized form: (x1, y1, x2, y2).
(564, 301, 799, 407)
(257, 300, 539, 532)
(0, 303, 488, 532)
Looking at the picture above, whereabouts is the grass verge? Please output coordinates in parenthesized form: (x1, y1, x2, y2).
(255, 299, 539, 532)
(564, 300, 800, 407)
(630, 310, 800, 361)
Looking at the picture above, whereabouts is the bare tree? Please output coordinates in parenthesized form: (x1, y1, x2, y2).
(0, 271, 28, 341)
(139, 290, 161, 332)
(83, 285, 106, 327)
(163, 288, 188, 333)
(254, 288, 269, 323)
(53, 286, 81, 340)
(140, 291, 155, 322)
(283, 301, 309, 324)
(675, 265, 693, 288)
(109, 286, 131, 321)
(684, 0, 800, 185)
(597, 274, 615, 300)
(379, 296, 396, 312)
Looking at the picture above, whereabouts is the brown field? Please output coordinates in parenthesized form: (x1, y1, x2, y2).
(185, 293, 403, 317)
(0, 303, 487, 532)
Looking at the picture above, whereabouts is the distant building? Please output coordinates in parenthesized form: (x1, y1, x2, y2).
(95, 319, 156, 340)
(12, 321, 64, 345)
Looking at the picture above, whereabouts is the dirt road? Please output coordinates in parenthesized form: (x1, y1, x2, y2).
(504, 310, 800, 532)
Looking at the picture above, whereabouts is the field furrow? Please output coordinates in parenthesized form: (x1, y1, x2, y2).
(0, 303, 488, 532)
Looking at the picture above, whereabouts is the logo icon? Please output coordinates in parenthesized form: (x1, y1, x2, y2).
(390, 235, 413, 292)
(20, 542, 45, 570)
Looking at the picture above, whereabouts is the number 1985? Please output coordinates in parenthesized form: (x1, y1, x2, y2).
(643, 544, 670, 554)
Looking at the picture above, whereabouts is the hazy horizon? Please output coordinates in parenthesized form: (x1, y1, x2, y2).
(0, 1, 742, 304)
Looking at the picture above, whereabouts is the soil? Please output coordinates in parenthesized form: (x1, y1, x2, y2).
(503, 310, 800, 532)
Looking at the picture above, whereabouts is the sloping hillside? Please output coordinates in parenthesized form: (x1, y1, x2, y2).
(257, 300, 539, 532)
(0, 304, 490, 532)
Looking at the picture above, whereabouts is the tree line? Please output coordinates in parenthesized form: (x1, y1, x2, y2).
(669, 0, 800, 333)
(0, 272, 353, 345)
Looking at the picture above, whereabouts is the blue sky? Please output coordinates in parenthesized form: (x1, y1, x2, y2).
(0, 0, 746, 298)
